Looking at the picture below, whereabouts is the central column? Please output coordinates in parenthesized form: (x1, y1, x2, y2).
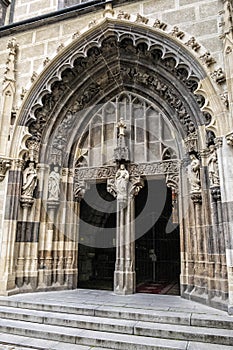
(108, 119, 143, 295)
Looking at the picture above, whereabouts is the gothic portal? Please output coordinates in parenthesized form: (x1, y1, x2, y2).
(0, 15, 232, 313)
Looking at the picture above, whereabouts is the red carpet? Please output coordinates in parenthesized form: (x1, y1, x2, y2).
(136, 281, 178, 294)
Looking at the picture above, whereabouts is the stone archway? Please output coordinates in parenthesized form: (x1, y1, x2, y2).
(1, 18, 229, 310)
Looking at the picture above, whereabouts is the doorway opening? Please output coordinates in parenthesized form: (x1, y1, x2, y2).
(78, 182, 116, 290)
(135, 179, 180, 295)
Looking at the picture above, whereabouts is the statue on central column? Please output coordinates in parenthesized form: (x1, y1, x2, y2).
(115, 163, 129, 205)
(107, 118, 144, 295)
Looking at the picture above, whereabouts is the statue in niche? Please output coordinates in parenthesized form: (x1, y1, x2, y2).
(48, 166, 60, 201)
(207, 145, 220, 187)
(190, 153, 201, 192)
(115, 164, 129, 204)
(21, 162, 37, 198)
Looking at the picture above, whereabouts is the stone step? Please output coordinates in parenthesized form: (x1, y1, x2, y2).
(0, 334, 233, 350)
(0, 319, 189, 350)
(0, 301, 232, 330)
(0, 310, 233, 346)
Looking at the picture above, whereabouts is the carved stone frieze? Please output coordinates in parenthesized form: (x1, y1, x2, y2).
(199, 51, 216, 66)
(75, 160, 179, 182)
(0, 159, 11, 181)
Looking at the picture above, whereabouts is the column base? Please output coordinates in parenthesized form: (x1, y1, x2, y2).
(114, 270, 136, 295)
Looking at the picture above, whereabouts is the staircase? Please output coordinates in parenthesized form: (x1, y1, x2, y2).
(0, 290, 232, 349)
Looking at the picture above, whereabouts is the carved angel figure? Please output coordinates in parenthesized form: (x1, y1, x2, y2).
(21, 162, 37, 198)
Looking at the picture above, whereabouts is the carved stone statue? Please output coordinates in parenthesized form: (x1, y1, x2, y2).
(207, 145, 220, 187)
(21, 162, 37, 198)
(115, 164, 129, 203)
(48, 166, 60, 201)
(190, 153, 201, 192)
(114, 118, 129, 161)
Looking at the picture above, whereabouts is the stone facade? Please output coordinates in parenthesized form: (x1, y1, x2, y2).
(0, 0, 233, 314)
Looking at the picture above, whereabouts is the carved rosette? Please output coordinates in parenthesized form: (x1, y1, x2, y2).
(0, 159, 11, 181)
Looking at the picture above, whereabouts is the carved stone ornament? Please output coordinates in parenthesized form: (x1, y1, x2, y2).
(3, 37, 18, 83)
(219, 0, 233, 38)
(26, 139, 40, 163)
(73, 180, 88, 202)
(0, 159, 11, 181)
(211, 187, 221, 201)
(153, 19, 167, 30)
(72, 31, 80, 40)
(31, 71, 38, 83)
(220, 91, 229, 108)
(199, 51, 216, 66)
(191, 192, 202, 204)
(166, 173, 179, 192)
(88, 19, 97, 28)
(170, 26, 185, 39)
(210, 68, 226, 84)
(184, 132, 198, 153)
(135, 13, 149, 24)
(43, 57, 50, 66)
(226, 131, 233, 146)
(117, 10, 130, 20)
(185, 37, 200, 51)
(57, 43, 65, 52)
(75, 160, 179, 182)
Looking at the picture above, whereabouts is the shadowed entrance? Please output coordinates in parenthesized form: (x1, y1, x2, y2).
(135, 179, 180, 295)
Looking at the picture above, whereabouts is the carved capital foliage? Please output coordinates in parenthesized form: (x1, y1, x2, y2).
(0, 159, 11, 181)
